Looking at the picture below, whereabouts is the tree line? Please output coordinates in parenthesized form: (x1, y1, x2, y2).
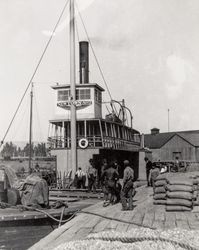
(0, 142, 48, 159)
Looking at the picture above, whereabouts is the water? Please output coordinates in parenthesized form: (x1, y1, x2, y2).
(0, 218, 57, 250)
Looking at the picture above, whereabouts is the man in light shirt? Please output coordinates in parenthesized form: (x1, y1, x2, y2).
(75, 167, 86, 189)
(120, 160, 134, 211)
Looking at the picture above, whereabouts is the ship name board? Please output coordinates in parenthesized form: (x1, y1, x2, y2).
(57, 100, 92, 110)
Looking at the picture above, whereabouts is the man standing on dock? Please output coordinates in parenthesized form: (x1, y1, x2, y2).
(120, 160, 134, 211)
(144, 157, 152, 186)
(101, 161, 119, 206)
(75, 167, 86, 189)
(87, 159, 97, 192)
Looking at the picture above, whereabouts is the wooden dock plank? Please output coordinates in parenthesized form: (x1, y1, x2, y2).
(93, 219, 110, 233)
(142, 211, 154, 228)
(154, 211, 165, 221)
(164, 212, 176, 229)
(185, 213, 199, 228)
(132, 212, 145, 226)
(127, 212, 145, 230)
(106, 211, 123, 230)
(194, 213, 199, 220)
(83, 214, 101, 228)
(152, 220, 165, 230)
(73, 227, 93, 240)
(116, 211, 134, 232)
(92, 206, 120, 232)
(175, 212, 187, 221)
(46, 215, 91, 248)
(176, 220, 190, 230)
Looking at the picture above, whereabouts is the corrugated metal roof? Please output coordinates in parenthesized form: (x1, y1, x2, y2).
(144, 130, 199, 149)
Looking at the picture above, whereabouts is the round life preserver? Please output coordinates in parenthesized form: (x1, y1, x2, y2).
(79, 138, 89, 149)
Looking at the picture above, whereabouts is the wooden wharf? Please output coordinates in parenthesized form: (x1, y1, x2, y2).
(30, 185, 199, 250)
(0, 198, 99, 223)
(0, 197, 100, 250)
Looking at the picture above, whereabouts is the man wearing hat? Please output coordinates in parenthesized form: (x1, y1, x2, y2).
(101, 161, 119, 207)
(120, 160, 134, 210)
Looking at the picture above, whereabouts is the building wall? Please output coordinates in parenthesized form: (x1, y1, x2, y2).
(151, 149, 161, 162)
(51, 148, 99, 177)
(195, 147, 199, 162)
(151, 135, 196, 161)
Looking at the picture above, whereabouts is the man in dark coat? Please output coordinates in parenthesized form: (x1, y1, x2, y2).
(120, 160, 134, 211)
(101, 162, 119, 206)
(144, 157, 152, 186)
(87, 159, 97, 192)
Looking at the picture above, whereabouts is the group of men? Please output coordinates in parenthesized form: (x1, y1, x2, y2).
(75, 158, 135, 211)
(101, 159, 135, 211)
(75, 159, 97, 191)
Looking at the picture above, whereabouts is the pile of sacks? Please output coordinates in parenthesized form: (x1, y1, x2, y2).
(166, 177, 194, 211)
(189, 174, 199, 206)
(153, 173, 168, 205)
(153, 173, 196, 211)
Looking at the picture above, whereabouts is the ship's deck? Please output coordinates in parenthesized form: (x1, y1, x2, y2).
(29, 185, 199, 250)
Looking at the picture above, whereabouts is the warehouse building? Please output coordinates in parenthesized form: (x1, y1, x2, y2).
(144, 128, 199, 162)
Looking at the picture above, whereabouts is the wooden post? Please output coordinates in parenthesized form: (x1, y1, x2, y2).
(28, 82, 33, 174)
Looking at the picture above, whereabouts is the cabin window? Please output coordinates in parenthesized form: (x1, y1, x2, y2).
(95, 89, 102, 103)
(101, 121, 107, 136)
(86, 121, 101, 136)
(77, 121, 85, 137)
(58, 90, 71, 101)
(76, 89, 90, 100)
(58, 89, 91, 101)
(106, 123, 112, 137)
(119, 126, 123, 139)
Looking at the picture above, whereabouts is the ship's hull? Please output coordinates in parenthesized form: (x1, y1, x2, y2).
(51, 146, 140, 180)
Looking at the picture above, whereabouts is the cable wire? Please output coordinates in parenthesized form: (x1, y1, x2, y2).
(0, 0, 70, 148)
(77, 210, 155, 230)
(75, 0, 113, 101)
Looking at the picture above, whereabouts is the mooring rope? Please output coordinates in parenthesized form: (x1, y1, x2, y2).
(0, 202, 76, 224)
(76, 210, 156, 230)
(87, 235, 198, 250)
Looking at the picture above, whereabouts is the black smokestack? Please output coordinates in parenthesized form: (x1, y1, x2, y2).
(79, 41, 89, 84)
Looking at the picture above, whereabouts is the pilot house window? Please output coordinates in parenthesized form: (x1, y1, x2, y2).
(58, 90, 71, 101)
(58, 89, 90, 101)
(95, 89, 102, 103)
(76, 89, 90, 100)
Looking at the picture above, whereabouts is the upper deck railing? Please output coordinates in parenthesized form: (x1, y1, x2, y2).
(48, 134, 141, 150)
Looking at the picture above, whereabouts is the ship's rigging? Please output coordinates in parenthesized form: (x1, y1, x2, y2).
(1, 0, 136, 176)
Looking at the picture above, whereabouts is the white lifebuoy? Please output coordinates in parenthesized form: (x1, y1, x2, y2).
(79, 138, 89, 149)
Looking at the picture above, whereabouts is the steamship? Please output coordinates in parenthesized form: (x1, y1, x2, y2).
(47, 41, 142, 181)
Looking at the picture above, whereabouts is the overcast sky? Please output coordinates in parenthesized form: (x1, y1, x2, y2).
(0, 0, 199, 143)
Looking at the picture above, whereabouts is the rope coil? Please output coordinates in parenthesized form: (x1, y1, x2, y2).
(87, 235, 198, 250)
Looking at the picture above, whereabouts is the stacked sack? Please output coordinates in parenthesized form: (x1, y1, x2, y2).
(166, 176, 194, 211)
(153, 173, 168, 205)
(190, 175, 199, 207)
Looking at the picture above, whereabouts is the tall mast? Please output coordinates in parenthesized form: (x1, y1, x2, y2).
(70, 0, 77, 175)
(29, 82, 33, 173)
